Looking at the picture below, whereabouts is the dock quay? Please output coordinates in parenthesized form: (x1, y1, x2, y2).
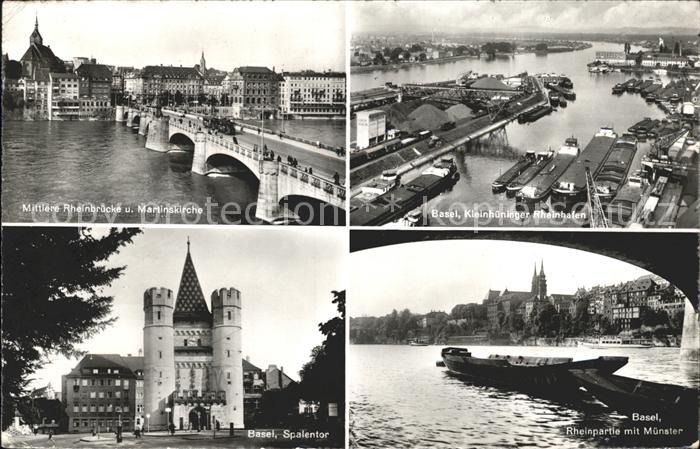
(351, 76, 550, 189)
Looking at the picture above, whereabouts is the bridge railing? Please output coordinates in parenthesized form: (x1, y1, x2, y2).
(280, 164, 346, 201)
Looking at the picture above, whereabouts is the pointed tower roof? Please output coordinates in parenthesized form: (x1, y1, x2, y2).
(540, 260, 545, 276)
(173, 238, 211, 322)
(30, 13, 43, 46)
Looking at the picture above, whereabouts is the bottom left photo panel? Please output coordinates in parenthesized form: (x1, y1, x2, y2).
(1, 226, 346, 449)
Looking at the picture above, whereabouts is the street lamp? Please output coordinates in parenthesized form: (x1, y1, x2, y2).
(165, 407, 172, 433)
(145, 413, 150, 433)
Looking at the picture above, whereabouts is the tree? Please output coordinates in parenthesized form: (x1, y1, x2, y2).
(174, 90, 184, 105)
(389, 47, 404, 63)
(373, 52, 386, 66)
(1, 227, 141, 430)
(419, 53, 427, 62)
(410, 43, 423, 52)
(298, 290, 345, 420)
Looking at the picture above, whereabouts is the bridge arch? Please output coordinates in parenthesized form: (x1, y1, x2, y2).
(204, 153, 259, 178)
(169, 132, 196, 148)
(350, 231, 698, 306)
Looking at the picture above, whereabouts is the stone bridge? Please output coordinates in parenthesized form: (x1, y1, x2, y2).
(114, 106, 346, 223)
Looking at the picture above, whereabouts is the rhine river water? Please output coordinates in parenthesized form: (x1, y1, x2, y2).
(2, 120, 344, 224)
(352, 42, 673, 227)
(349, 344, 699, 449)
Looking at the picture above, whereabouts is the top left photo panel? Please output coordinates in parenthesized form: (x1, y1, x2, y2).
(2, 1, 347, 226)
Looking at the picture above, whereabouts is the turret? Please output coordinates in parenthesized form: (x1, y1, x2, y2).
(143, 287, 175, 430)
(210, 288, 243, 428)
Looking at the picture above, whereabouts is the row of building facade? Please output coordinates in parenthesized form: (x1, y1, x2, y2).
(480, 262, 684, 331)
(594, 51, 693, 68)
(2, 18, 346, 120)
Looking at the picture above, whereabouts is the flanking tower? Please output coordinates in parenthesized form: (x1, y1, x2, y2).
(211, 288, 244, 428)
(143, 287, 175, 430)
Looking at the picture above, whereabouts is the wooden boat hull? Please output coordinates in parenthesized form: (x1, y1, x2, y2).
(441, 347, 628, 390)
(571, 370, 699, 425)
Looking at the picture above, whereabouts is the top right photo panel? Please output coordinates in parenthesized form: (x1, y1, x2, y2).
(349, 1, 700, 229)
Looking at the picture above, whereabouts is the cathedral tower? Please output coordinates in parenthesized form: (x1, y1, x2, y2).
(211, 288, 244, 428)
(199, 51, 207, 75)
(538, 260, 548, 299)
(143, 287, 175, 430)
(530, 263, 538, 295)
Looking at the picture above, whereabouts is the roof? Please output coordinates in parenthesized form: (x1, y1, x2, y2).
(173, 245, 211, 323)
(243, 358, 261, 372)
(204, 74, 225, 85)
(283, 71, 346, 79)
(66, 354, 139, 377)
(626, 277, 657, 292)
(20, 43, 64, 72)
(470, 77, 516, 91)
(75, 63, 112, 81)
(498, 291, 534, 305)
(50, 72, 78, 79)
(142, 65, 202, 79)
(235, 66, 274, 74)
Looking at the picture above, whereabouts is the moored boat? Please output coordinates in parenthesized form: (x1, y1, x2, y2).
(571, 370, 698, 424)
(578, 335, 652, 348)
(594, 134, 639, 201)
(551, 127, 617, 202)
(505, 151, 553, 196)
(440, 347, 628, 389)
(491, 151, 537, 192)
(518, 137, 580, 202)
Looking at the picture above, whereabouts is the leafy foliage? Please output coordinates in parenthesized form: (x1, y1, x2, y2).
(1, 227, 141, 430)
(298, 290, 345, 406)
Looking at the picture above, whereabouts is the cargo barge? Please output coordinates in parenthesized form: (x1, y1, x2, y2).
(606, 171, 647, 227)
(595, 134, 639, 200)
(518, 137, 581, 202)
(546, 83, 576, 100)
(491, 151, 537, 192)
(518, 104, 553, 124)
(551, 127, 618, 202)
(350, 157, 459, 226)
(505, 151, 553, 196)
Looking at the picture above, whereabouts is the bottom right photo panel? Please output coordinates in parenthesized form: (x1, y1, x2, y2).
(348, 230, 699, 449)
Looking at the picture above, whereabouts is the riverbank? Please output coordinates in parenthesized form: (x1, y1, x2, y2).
(351, 54, 477, 74)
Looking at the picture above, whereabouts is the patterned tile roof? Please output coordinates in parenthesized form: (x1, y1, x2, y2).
(174, 241, 211, 322)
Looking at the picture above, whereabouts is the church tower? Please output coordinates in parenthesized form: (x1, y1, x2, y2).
(143, 287, 175, 430)
(30, 14, 43, 46)
(538, 260, 548, 299)
(199, 51, 207, 75)
(530, 263, 538, 295)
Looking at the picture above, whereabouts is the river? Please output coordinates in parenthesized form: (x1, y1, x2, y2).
(349, 344, 699, 449)
(2, 119, 345, 224)
(351, 42, 675, 227)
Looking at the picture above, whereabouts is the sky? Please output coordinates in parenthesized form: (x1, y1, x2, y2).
(29, 227, 347, 392)
(352, 1, 700, 35)
(2, 1, 345, 71)
(349, 239, 662, 317)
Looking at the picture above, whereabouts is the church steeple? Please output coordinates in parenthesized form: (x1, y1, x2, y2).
(173, 239, 211, 323)
(531, 262, 538, 295)
(199, 51, 207, 75)
(30, 13, 43, 46)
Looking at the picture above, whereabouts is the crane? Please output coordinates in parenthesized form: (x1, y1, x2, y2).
(585, 164, 608, 228)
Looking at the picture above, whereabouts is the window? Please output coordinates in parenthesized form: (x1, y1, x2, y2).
(92, 369, 99, 374)
(98, 392, 104, 399)
(157, 311, 161, 320)
(123, 406, 129, 413)
(82, 405, 87, 412)
(227, 350, 230, 358)
(115, 379, 121, 386)
(98, 405, 104, 412)
(184, 339, 188, 346)
(159, 351, 162, 359)
(73, 421, 79, 428)
(82, 420, 89, 427)
(99, 379, 104, 386)
(82, 379, 88, 386)
(113, 369, 119, 374)
(107, 379, 112, 386)
(227, 311, 231, 320)
(115, 391, 121, 398)
(90, 392, 96, 398)
(124, 380, 129, 389)
(108, 391, 113, 398)
(73, 405, 79, 413)
(197, 339, 201, 346)
(90, 405, 96, 412)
